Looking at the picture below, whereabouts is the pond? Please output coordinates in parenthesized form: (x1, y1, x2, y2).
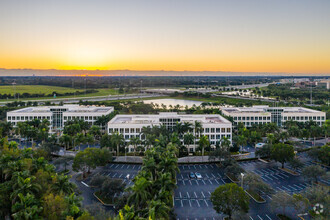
(143, 98, 203, 108)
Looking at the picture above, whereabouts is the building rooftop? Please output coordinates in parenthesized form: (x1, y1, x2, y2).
(221, 105, 322, 114)
(109, 112, 231, 125)
(9, 105, 114, 113)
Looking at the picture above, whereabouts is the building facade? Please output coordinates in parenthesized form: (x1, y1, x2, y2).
(221, 105, 326, 127)
(108, 112, 232, 152)
(7, 105, 114, 132)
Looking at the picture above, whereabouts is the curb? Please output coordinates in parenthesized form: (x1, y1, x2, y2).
(279, 167, 300, 176)
(224, 173, 239, 183)
(244, 190, 266, 204)
(93, 192, 114, 207)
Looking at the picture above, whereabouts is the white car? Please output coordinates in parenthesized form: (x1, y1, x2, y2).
(195, 172, 202, 179)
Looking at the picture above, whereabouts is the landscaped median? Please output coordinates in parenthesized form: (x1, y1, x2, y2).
(225, 173, 239, 183)
(244, 190, 266, 203)
(93, 191, 115, 206)
(279, 167, 300, 176)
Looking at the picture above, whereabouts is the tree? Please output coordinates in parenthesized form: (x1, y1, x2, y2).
(11, 193, 42, 220)
(255, 144, 271, 158)
(100, 178, 125, 200)
(129, 136, 140, 156)
(290, 194, 309, 215)
(288, 157, 304, 172)
(72, 148, 112, 178)
(198, 135, 209, 156)
(271, 191, 292, 217)
(242, 173, 274, 196)
(51, 174, 76, 195)
(271, 143, 295, 168)
(225, 162, 244, 179)
(304, 185, 330, 217)
(111, 132, 125, 156)
(53, 155, 74, 172)
(59, 134, 72, 151)
(183, 132, 194, 151)
(127, 177, 152, 209)
(147, 200, 171, 219)
(211, 183, 249, 219)
(302, 165, 326, 184)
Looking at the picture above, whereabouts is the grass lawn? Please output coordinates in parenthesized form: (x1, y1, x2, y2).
(0, 85, 84, 95)
(0, 85, 122, 102)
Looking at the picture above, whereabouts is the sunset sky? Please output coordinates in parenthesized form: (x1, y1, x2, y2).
(0, 0, 330, 74)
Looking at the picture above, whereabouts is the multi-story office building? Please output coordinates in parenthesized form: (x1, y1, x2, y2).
(221, 105, 326, 127)
(108, 112, 232, 152)
(7, 105, 114, 132)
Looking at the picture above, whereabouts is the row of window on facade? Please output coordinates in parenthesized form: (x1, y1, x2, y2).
(233, 116, 325, 121)
(63, 116, 99, 120)
(122, 134, 231, 141)
(8, 116, 51, 120)
(109, 127, 231, 134)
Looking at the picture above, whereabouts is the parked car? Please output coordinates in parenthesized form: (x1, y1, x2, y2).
(189, 172, 196, 179)
(195, 172, 202, 179)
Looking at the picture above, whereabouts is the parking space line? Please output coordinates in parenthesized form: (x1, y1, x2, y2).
(293, 184, 303, 190)
(180, 200, 183, 207)
(194, 165, 196, 169)
(196, 199, 200, 207)
(214, 179, 220, 184)
(196, 180, 199, 185)
(282, 186, 291, 191)
(121, 164, 125, 168)
(275, 174, 284, 179)
(199, 165, 202, 169)
(206, 174, 209, 178)
(132, 165, 135, 169)
(211, 173, 216, 178)
(204, 199, 208, 207)
(202, 180, 206, 185)
(257, 215, 263, 220)
(112, 173, 117, 177)
(188, 200, 192, 207)
(188, 165, 191, 170)
(189, 180, 192, 185)
(208, 191, 211, 195)
(250, 216, 254, 220)
(201, 191, 205, 198)
(187, 192, 190, 199)
(107, 173, 111, 177)
(208, 179, 213, 185)
(119, 174, 123, 178)
(115, 164, 119, 168)
(182, 180, 185, 186)
(265, 214, 272, 220)
(110, 164, 114, 168)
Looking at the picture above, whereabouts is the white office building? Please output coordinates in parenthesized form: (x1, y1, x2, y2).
(7, 105, 114, 132)
(108, 112, 232, 152)
(221, 105, 326, 127)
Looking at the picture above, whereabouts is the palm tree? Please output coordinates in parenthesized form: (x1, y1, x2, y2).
(74, 133, 85, 151)
(159, 154, 179, 179)
(221, 136, 231, 149)
(85, 133, 94, 148)
(183, 133, 194, 153)
(127, 177, 152, 209)
(198, 135, 209, 157)
(147, 200, 171, 220)
(141, 157, 157, 181)
(89, 125, 101, 141)
(51, 174, 76, 195)
(235, 135, 247, 153)
(129, 136, 140, 156)
(11, 175, 41, 204)
(59, 134, 71, 151)
(155, 172, 177, 192)
(111, 132, 125, 156)
(11, 193, 42, 220)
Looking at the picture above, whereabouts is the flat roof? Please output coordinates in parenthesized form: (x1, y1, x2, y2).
(109, 112, 231, 125)
(221, 106, 322, 114)
(8, 105, 114, 114)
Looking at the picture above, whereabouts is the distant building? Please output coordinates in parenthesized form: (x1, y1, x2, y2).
(221, 105, 326, 127)
(316, 80, 330, 90)
(7, 105, 114, 132)
(108, 112, 232, 152)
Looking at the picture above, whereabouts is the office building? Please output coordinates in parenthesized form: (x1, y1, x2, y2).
(221, 105, 326, 127)
(108, 112, 232, 152)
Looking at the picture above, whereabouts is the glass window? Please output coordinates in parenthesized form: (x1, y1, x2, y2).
(211, 128, 215, 133)
(8, 116, 11, 120)
(216, 128, 220, 133)
(227, 128, 231, 133)
(85, 116, 88, 120)
(259, 117, 262, 120)
(205, 128, 210, 133)
(125, 128, 129, 133)
(109, 128, 113, 133)
(114, 128, 118, 132)
(267, 117, 270, 120)
(221, 128, 225, 133)
(130, 128, 135, 133)
(246, 117, 250, 120)
(234, 117, 237, 120)
(242, 117, 245, 120)
(317, 116, 320, 120)
(136, 128, 141, 133)
(211, 135, 215, 139)
(255, 117, 258, 120)
(89, 116, 92, 120)
(120, 128, 124, 133)
(238, 117, 241, 120)
(263, 117, 266, 120)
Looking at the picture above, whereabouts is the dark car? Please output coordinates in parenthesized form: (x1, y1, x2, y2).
(189, 172, 196, 179)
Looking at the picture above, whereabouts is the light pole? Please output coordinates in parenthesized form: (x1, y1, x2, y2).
(241, 173, 245, 188)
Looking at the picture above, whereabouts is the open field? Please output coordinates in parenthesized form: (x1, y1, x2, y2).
(0, 85, 122, 102)
(0, 85, 84, 95)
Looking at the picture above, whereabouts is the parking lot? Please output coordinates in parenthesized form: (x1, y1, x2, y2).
(98, 163, 141, 186)
(175, 164, 229, 219)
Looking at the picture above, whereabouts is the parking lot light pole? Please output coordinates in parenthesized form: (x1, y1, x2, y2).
(241, 173, 245, 188)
